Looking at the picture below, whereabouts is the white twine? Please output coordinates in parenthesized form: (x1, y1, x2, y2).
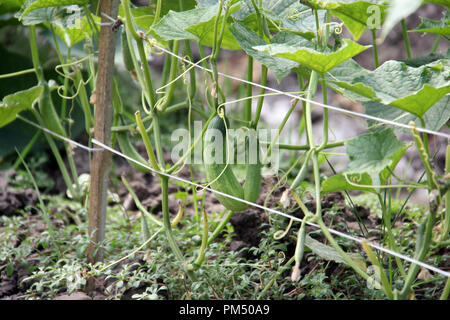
(16, 115, 103, 152)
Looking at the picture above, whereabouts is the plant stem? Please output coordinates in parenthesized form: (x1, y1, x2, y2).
(252, 65, 268, 128)
(158, 40, 180, 112)
(371, 28, 379, 68)
(0, 68, 35, 79)
(441, 277, 450, 300)
(243, 56, 253, 122)
(439, 144, 450, 244)
(430, 35, 441, 54)
(161, 177, 197, 281)
(207, 210, 234, 246)
(401, 19, 412, 59)
(135, 111, 160, 172)
(12, 130, 41, 170)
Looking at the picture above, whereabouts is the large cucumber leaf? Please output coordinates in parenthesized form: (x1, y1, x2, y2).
(0, 85, 43, 128)
(18, 0, 89, 21)
(254, 32, 370, 73)
(150, 3, 242, 50)
(363, 95, 450, 133)
(345, 128, 408, 176)
(327, 59, 450, 117)
(230, 22, 298, 82)
(322, 129, 410, 193)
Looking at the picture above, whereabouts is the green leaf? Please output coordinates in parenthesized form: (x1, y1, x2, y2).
(380, 0, 422, 41)
(230, 22, 298, 82)
(322, 172, 375, 193)
(52, 12, 99, 48)
(18, 0, 88, 20)
(0, 0, 25, 15)
(322, 129, 409, 193)
(306, 0, 388, 40)
(305, 235, 366, 269)
(262, 0, 325, 41)
(17, 6, 64, 25)
(118, 4, 155, 31)
(150, 3, 241, 50)
(254, 32, 370, 73)
(364, 95, 450, 133)
(0, 85, 44, 128)
(409, 10, 450, 36)
(345, 128, 406, 175)
(327, 59, 450, 117)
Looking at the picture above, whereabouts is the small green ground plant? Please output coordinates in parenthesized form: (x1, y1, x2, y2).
(0, 0, 449, 300)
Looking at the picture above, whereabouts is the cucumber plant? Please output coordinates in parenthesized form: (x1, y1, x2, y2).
(1, 0, 449, 299)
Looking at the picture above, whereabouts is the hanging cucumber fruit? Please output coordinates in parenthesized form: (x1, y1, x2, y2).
(203, 114, 261, 212)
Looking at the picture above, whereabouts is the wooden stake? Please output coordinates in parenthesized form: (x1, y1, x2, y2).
(87, 0, 120, 292)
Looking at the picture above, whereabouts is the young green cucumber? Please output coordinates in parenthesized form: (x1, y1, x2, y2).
(203, 115, 261, 212)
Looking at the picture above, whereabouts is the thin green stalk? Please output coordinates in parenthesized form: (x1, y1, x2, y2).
(30, 111, 76, 199)
(194, 209, 209, 266)
(12, 130, 41, 170)
(272, 140, 346, 151)
(16, 150, 61, 259)
(121, 175, 162, 227)
(401, 19, 412, 59)
(0, 68, 35, 79)
(161, 177, 197, 281)
(317, 74, 328, 151)
(439, 144, 450, 244)
(430, 35, 441, 54)
(264, 98, 298, 162)
(135, 111, 160, 172)
(362, 241, 394, 299)
(29, 25, 80, 198)
(152, 0, 162, 26)
(243, 56, 253, 122)
(252, 65, 268, 128)
(29, 26, 44, 82)
(185, 43, 197, 100)
(158, 40, 180, 112)
(378, 193, 407, 279)
(207, 210, 233, 246)
(441, 277, 450, 300)
(371, 29, 379, 68)
(317, 219, 371, 281)
(83, 4, 99, 41)
(260, 256, 295, 297)
(399, 207, 436, 299)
